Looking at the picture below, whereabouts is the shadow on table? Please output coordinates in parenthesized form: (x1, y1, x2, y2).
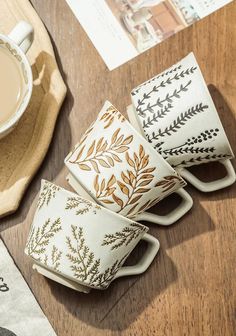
(48, 197, 214, 331)
(48, 248, 178, 331)
(0, 47, 73, 230)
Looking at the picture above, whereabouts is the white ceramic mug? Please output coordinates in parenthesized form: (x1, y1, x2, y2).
(128, 52, 235, 192)
(65, 101, 193, 226)
(25, 180, 160, 291)
(0, 21, 33, 138)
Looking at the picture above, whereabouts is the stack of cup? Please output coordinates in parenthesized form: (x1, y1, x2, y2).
(25, 53, 235, 293)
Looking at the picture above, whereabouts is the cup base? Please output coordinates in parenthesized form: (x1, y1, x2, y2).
(32, 263, 91, 294)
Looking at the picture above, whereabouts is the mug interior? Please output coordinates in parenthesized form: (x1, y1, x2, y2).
(0, 34, 33, 135)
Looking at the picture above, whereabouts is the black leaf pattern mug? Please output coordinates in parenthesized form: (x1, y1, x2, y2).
(65, 101, 193, 226)
(128, 53, 235, 192)
(25, 180, 160, 292)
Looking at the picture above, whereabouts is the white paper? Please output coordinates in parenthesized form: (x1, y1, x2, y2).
(66, 0, 232, 70)
(0, 239, 57, 336)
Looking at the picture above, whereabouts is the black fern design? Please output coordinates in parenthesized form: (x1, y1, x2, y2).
(138, 80, 192, 117)
(161, 129, 219, 157)
(142, 103, 173, 129)
(66, 226, 100, 282)
(101, 223, 147, 250)
(147, 103, 208, 142)
(131, 64, 183, 96)
(172, 154, 232, 168)
(26, 218, 62, 261)
(91, 254, 129, 289)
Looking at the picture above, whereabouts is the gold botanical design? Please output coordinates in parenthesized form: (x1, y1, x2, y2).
(91, 254, 129, 289)
(94, 145, 156, 217)
(155, 175, 185, 192)
(65, 196, 98, 215)
(100, 105, 126, 129)
(101, 223, 147, 250)
(37, 181, 61, 210)
(66, 225, 101, 282)
(44, 245, 62, 271)
(26, 218, 62, 261)
(70, 128, 133, 173)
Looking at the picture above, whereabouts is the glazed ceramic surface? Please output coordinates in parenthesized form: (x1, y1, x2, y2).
(0, 21, 33, 139)
(25, 180, 159, 290)
(65, 102, 192, 223)
(131, 53, 234, 169)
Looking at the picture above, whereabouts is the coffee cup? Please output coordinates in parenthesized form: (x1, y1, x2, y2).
(0, 21, 33, 139)
(128, 52, 235, 192)
(65, 101, 193, 226)
(25, 180, 160, 291)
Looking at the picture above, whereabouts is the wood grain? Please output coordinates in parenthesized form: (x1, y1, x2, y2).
(1, 1, 236, 335)
(0, 0, 66, 217)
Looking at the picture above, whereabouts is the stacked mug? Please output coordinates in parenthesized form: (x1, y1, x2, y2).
(25, 53, 235, 293)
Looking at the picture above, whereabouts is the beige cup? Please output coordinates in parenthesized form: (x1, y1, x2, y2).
(25, 180, 160, 292)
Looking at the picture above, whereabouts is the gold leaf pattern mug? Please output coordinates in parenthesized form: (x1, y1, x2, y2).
(128, 52, 235, 192)
(65, 101, 193, 226)
(25, 180, 160, 291)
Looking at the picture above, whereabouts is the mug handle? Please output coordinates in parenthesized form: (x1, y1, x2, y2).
(8, 21, 34, 53)
(178, 159, 236, 192)
(114, 234, 160, 279)
(134, 188, 193, 226)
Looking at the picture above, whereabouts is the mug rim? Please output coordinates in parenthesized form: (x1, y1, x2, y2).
(0, 33, 33, 135)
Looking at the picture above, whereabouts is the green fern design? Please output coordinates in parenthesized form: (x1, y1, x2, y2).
(91, 254, 129, 289)
(65, 197, 95, 215)
(43, 245, 62, 271)
(37, 182, 60, 210)
(131, 65, 183, 96)
(147, 103, 209, 142)
(138, 80, 192, 117)
(142, 103, 173, 129)
(66, 226, 100, 282)
(26, 218, 62, 261)
(102, 223, 147, 250)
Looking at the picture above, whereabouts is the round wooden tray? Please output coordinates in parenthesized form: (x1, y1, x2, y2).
(0, 0, 66, 218)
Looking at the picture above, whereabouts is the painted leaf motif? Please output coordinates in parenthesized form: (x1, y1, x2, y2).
(98, 159, 110, 168)
(112, 128, 120, 143)
(102, 199, 114, 204)
(126, 152, 135, 167)
(115, 146, 129, 153)
(87, 140, 96, 157)
(78, 163, 91, 171)
(117, 181, 129, 196)
(94, 175, 99, 193)
(112, 194, 124, 208)
(135, 188, 149, 193)
(129, 195, 142, 205)
(122, 135, 133, 145)
(75, 145, 85, 162)
(108, 175, 116, 187)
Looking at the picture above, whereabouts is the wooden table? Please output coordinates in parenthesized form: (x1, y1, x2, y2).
(1, 1, 236, 335)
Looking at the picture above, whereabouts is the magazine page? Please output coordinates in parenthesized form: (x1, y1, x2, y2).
(66, 0, 232, 70)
